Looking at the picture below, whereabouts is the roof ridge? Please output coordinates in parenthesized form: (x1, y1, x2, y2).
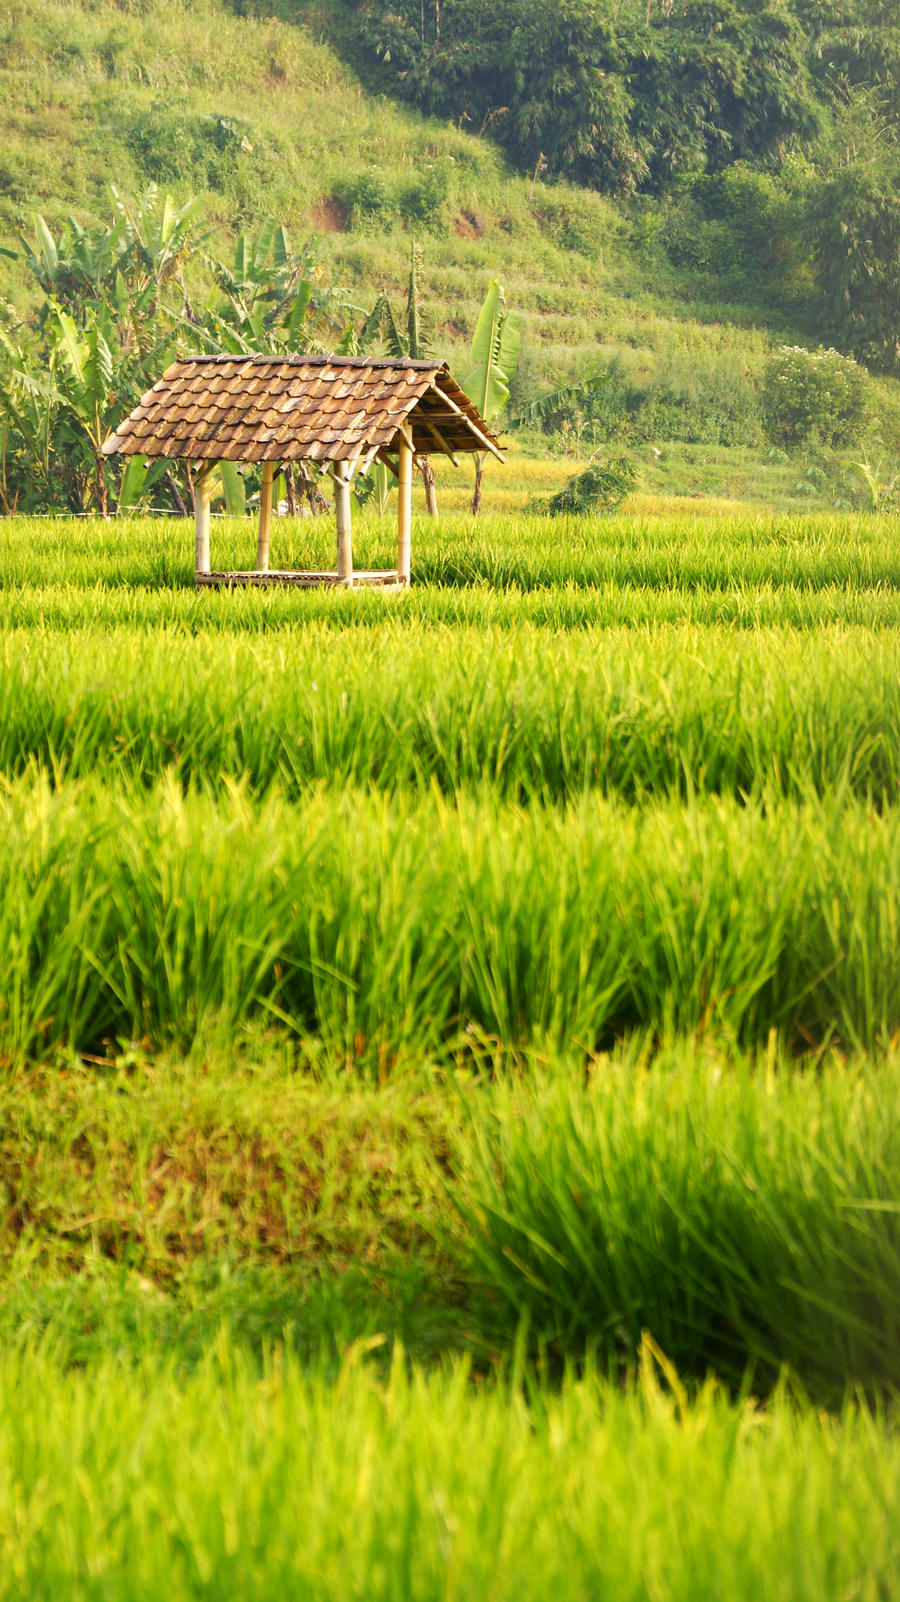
(181, 354, 448, 370)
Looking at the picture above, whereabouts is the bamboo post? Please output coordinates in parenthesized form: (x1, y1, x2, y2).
(194, 465, 211, 574)
(397, 439, 413, 584)
(257, 460, 274, 572)
(335, 461, 354, 583)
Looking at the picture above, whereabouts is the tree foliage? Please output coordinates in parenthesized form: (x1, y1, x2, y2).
(792, 0, 900, 96)
(804, 147, 900, 374)
(356, 0, 820, 193)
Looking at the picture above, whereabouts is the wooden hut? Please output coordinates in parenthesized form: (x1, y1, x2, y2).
(101, 354, 503, 589)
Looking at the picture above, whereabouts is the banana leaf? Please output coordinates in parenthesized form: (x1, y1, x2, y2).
(463, 278, 520, 426)
(118, 455, 169, 512)
(218, 460, 246, 516)
(513, 373, 608, 426)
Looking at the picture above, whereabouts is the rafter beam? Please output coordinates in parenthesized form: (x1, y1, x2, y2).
(392, 421, 416, 453)
(427, 384, 504, 461)
(419, 417, 460, 467)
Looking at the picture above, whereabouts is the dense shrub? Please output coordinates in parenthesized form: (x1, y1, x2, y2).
(664, 166, 810, 301)
(548, 354, 764, 448)
(119, 102, 261, 191)
(396, 161, 456, 232)
(763, 344, 870, 447)
(331, 171, 392, 230)
(547, 456, 637, 514)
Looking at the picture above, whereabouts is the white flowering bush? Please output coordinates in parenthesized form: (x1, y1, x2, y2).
(763, 345, 869, 448)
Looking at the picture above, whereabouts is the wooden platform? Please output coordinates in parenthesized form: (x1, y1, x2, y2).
(195, 569, 406, 591)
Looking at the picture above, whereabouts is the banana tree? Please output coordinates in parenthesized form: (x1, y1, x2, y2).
(118, 454, 174, 516)
(1, 189, 205, 515)
(111, 185, 203, 299)
(360, 243, 439, 514)
(20, 190, 201, 354)
(49, 303, 118, 515)
(19, 212, 128, 316)
(463, 279, 520, 514)
(200, 222, 360, 356)
(0, 325, 57, 514)
(48, 301, 173, 516)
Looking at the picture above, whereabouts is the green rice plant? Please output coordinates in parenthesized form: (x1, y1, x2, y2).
(1, 779, 900, 1060)
(457, 1049, 900, 1394)
(0, 1340, 896, 1601)
(0, 620, 899, 805)
(6, 570, 900, 632)
(5, 509, 900, 595)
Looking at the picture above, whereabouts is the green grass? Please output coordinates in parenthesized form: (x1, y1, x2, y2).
(3, 1044, 899, 1398)
(0, 1059, 460, 1362)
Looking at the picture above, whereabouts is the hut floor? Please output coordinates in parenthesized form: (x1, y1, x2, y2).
(195, 569, 405, 591)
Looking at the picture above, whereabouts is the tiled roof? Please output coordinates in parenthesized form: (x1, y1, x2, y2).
(101, 354, 502, 464)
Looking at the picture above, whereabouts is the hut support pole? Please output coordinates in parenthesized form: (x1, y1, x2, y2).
(257, 461, 274, 572)
(194, 465, 211, 575)
(335, 462, 354, 584)
(397, 439, 413, 584)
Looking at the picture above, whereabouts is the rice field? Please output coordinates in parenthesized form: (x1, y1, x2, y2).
(1, 506, 898, 1597)
(0, 1345, 897, 1602)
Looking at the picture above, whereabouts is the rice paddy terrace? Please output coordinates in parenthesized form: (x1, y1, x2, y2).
(1, 506, 898, 1598)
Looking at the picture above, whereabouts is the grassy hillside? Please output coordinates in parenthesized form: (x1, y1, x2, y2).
(1, 0, 898, 511)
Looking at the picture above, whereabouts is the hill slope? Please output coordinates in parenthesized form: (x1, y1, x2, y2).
(1, 0, 897, 511)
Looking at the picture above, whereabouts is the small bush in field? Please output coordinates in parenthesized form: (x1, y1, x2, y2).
(547, 456, 637, 515)
(332, 171, 392, 229)
(763, 345, 869, 448)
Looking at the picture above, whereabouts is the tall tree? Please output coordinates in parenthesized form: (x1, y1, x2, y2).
(357, 0, 819, 193)
(805, 146, 900, 372)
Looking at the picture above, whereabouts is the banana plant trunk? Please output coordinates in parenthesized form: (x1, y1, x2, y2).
(94, 449, 109, 519)
(471, 452, 486, 516)
(418, 453, 438, 516)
